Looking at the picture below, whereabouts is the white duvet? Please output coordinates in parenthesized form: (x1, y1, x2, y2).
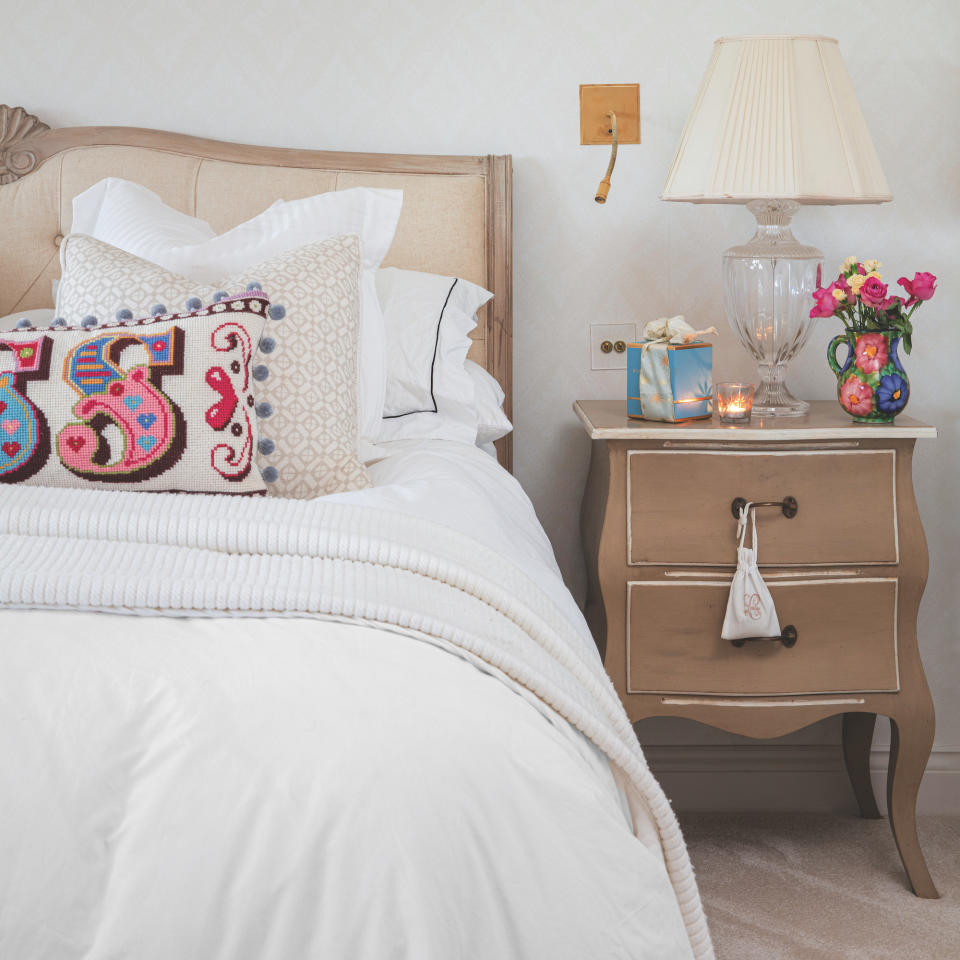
(0, 441, 708, 960)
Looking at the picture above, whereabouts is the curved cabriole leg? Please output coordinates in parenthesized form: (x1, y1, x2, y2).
(886, 712, 939, 898)
(842, 712, 882, 819)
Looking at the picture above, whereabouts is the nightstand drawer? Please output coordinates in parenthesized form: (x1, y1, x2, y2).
(626, 578, 899, 695)
(627, 449, 897, 566)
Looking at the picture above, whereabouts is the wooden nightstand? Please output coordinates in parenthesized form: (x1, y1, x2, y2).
(576, 399, 939, 897)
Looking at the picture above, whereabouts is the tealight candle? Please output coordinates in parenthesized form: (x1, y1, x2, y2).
(715, 381, 755, 424)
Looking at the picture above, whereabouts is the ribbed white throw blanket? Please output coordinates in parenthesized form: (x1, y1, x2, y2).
(0, 485, 712, 959)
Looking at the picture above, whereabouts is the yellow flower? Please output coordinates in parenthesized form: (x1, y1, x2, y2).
(841, 256, 858, 272)
(865, 270, 882, 281)
(832, 288, 847, 302)
(848, 274, 867, 295)
(863, 259, 882, 273)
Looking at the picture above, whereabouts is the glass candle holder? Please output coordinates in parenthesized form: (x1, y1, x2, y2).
(715, 382, 755, 424)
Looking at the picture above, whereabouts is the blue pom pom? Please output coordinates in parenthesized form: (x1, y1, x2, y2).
(255, 401, 273, 419)
(81, 315, 98, 329)
(245, 281, 263, 293)
(213, 290, 229, 303)
(262, 466, 279, 483)
(150, 303, 167, 316)
(267, 303, 286, 321)
(51, 317, 67, 328)
(258, 336, 276, 354)
(252, 364, 269, 382)
(16, 317, 32, 329)
(116, 308, 134, 322)
(258, 437, 276, 456)
(186, 296, 203, 311)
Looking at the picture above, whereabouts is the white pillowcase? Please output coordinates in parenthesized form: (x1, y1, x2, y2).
(465, 360, 513, 444)
(375, 268, 492, 444)
(68, 178, 403, 441)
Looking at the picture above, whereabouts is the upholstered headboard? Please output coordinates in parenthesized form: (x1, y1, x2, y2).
(0, 105, 514, 469)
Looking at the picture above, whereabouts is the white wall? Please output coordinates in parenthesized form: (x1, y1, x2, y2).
(8, 0, 958, 809)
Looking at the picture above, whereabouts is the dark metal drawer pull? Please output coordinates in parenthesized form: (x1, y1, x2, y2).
(730, 625, 798, 648)
(730, 496, 798, 519)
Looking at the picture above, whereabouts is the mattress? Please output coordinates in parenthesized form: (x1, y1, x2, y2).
(0, 439, 699, 959)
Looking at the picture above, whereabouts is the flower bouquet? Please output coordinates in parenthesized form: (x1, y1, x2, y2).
(813, 258, 937, 422)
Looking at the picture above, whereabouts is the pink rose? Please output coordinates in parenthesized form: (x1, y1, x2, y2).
(881, 295, 905, 314)
(840, 374, 874, 417)
(898, 271, 938, 307)
(854, 333, 889, 373)
(859, 276, 888, 308)
(809, 288, 837, 319)
(829, 275, 852, 298)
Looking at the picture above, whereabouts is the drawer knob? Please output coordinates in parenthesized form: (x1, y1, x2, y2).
(731, 495, 798, 519)
(730, 625, 798, 648)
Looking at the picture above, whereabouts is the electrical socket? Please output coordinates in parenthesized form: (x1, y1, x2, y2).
(590, 323, 636, 370)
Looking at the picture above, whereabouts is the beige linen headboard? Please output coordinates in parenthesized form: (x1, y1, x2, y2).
(0, 105, 513, 469)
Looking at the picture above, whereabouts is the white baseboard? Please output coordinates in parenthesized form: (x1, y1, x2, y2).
(644, 744, 960, 815)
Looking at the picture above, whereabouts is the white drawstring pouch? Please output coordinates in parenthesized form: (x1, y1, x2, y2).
(721, 504, 781, 641)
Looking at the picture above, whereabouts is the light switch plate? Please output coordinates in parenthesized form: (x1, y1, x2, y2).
(591, 323, 636, 370)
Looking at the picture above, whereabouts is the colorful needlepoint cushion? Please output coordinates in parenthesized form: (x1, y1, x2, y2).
(56, 234, 371, 498)
(0, 296, 269, 494)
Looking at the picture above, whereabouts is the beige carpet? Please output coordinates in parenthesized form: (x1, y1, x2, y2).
(681, 814, 960, 960)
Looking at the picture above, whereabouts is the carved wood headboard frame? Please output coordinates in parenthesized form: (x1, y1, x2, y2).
(0, 105, 514, 470)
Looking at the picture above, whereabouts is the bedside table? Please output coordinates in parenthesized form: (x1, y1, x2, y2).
(576, 398, 939, 897)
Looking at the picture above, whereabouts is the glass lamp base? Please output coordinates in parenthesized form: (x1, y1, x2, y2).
(723, 200, 822, 418)
(753, 368, 810, 418)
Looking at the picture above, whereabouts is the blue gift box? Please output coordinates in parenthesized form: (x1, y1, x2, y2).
(627, 340, 713, 422)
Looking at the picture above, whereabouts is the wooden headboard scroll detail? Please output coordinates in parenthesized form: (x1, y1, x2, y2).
(0, 105, 50, 183)
(0, 107, 514, 471)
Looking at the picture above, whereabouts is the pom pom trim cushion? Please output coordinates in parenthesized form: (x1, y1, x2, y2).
(56, 234, 371, 499)
(0, 295, 269, 494)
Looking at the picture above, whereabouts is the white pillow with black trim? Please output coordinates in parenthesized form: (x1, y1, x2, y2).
(464, 359, 512, 444)
(375, 268, 492, 444)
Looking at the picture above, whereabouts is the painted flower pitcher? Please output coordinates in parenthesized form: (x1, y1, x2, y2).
(813, 257, 935, 424)
(827, 329, 909, 423)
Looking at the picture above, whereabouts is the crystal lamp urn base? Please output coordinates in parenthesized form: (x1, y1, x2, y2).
(723, 199, 823, 418)
(754, 362, 809, 418)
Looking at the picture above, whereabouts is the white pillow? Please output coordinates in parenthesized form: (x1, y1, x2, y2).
(69, 178, 403, 441)
(375, 268, 492, 444)
(465, 360, 512, 444)
(73, 178, 217, 249)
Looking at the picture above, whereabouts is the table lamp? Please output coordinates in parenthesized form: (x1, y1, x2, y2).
(661, 35, 891, 417)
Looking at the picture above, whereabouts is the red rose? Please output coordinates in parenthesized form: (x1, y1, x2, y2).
(860, 276, 888, 308)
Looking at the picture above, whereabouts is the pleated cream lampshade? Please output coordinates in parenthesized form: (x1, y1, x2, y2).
(661, 35, 892, 204)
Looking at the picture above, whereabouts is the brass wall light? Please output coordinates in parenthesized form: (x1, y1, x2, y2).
(580, 84, 641, 203)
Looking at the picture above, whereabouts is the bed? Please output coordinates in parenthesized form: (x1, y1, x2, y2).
(0, 105, 711, 960)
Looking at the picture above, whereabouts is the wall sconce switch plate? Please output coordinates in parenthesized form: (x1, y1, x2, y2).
(591, 323, 636, 370)
(580, 84, 641, 145)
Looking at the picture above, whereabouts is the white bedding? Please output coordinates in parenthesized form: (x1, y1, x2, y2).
(0, 441, 708, 960)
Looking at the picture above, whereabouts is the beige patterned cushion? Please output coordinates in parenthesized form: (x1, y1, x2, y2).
(57, 234, 371, 498)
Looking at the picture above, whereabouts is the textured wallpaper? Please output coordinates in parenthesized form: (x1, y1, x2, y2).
(6, 0, 958, 805)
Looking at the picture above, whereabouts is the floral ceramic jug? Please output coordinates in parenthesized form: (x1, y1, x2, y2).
(827, 329, 910, 423)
